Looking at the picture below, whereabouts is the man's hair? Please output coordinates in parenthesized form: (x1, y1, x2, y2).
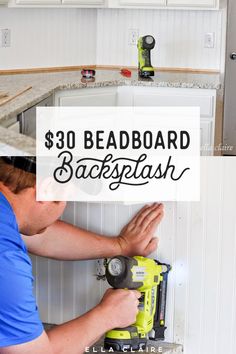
(0, 157, 36, 194)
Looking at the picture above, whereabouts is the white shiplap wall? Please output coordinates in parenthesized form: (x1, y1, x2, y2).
(96, 9, 223, 70)
(31, 158, 236, 354)
(0, 8, 97, 70)
(0, 7, 224, 70)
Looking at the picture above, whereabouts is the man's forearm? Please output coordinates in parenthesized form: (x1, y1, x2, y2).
(0, 306, 112, 354)
(47, 305, 109, 354)
(23, 203, 163, 260)
(23, 220, 121, 260)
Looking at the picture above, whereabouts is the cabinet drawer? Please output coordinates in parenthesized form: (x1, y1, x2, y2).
(55, 88, 118, 107)
(133, 88, 215, 118)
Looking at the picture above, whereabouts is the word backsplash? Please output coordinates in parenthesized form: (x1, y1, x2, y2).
(36, 107, 200, 202)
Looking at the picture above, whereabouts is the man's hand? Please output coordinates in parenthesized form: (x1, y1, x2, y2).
(117, 203, 164, 257)
(97, 288, 141, 330)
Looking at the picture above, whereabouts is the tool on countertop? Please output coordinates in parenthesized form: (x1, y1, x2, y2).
(137, 35, 156, 78)
(81, 77, 96, 84)
(120, 69, 132, 78)
(0, 86, 32, 107)
(104, 256, 171, 352)
(81, 69, 96, 79)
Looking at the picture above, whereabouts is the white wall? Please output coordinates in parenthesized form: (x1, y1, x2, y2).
(0, 8, 97, 69)
(31, 158, 236, 354)
(96, 8, 223, 70)
(0, 7, 225, 70)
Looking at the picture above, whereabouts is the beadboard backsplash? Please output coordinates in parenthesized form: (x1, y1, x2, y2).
(96, 8, 224, 70)
(0, 8, 97, 70)
(0, 7, 225, 70)
(31, 158, 236, 354)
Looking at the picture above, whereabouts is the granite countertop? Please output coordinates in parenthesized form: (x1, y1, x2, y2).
(0, 68, 221, 155)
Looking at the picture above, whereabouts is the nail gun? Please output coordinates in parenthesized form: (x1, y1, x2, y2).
(104, 256, 171, 352)
(137, 35, 156, 78)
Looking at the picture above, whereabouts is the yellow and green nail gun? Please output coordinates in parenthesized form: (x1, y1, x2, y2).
(137, 35, 156, 78)
(104, 256, 171, 352)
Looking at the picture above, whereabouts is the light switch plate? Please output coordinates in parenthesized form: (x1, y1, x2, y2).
(129, 28, 139, 46)
(1, 29, 11, 48)
(204, 32, 215, 49)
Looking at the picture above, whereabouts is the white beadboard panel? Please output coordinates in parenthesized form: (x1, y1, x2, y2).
(30, 158, 236, 354)
(0, 8, 97, 70)
(0, 7, 224, 70)
(96, 8, 223, 70)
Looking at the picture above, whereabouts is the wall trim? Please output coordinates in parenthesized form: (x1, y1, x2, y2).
(0, 65, 220, 75)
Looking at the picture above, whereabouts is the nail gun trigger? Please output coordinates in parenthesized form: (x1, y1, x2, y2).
(138, 293, 145, 311)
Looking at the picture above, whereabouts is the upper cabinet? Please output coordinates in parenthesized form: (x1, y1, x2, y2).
(108, 0, 218, 8)
(8, 0, 219, 9)
(62, 0, 106, 5)
(116, 0, 166, 7)
(15, 0, 60, 4)
(167, 0, 218, 8)
(11, 0, 106, 5)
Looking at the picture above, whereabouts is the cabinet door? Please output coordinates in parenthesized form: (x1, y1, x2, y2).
(132, 87, 215, 156)
(16, 0, 60, 4)
(62, 0, 105, 5)
(200, 120, 213, 156)
(167, 0, 218, 8)
(54, 87, 118, 107)
(117, 0, 166, 7)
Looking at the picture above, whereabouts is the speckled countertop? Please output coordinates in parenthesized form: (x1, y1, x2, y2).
(0, 69, 221, 155)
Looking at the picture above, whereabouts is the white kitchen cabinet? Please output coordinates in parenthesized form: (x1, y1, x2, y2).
(200, 120, 213, 156)
(61, 0, 106, 5)
(132, 87, 215, 118)
(11, 0, 106, 5)
(167, 0, 218, 8)
(108, 0, 218, 8)
(54, 87, 118, 106)
(15, 0, 60, 4)
(9, 0, 219, 8)
(132, 86, 216, 156)
(55, 85, 216, 156)
(113, 0, 166, 7)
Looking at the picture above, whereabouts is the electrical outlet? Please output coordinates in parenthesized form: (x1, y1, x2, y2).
(96, 259, 106, 278)
(129, 29, 139, 46)
(204, 32, 215, 49)
(1, 29, 11, 48)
